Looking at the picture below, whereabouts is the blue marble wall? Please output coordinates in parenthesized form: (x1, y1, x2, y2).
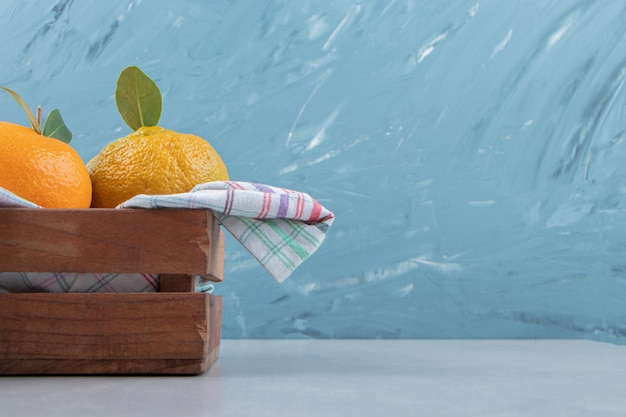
(2, 1, 626, 341)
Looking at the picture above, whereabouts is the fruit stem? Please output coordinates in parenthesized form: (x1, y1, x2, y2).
(36, 106, 42, 128)
(0, 85, 42, 134)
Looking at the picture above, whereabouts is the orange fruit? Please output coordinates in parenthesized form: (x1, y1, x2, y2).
(87, 126, 229, 208)
(0, 121, 92, 208)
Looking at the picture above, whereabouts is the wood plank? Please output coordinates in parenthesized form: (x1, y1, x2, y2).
(159, 274, 195, 292)
(0, 293, 222, 375)
(204, 210, 225, 282)
(0, 208, 224, 277)
(0, 358, 218, 375)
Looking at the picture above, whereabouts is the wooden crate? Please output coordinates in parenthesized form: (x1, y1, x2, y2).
(0, 208, 224, 375)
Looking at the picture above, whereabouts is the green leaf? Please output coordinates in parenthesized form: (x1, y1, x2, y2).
(43, 109, 72, 144)
(115, 66, 162, 130)
(0, 86, 42, 134)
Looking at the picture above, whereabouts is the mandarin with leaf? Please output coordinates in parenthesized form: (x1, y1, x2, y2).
(0, 87, 91, 208)
(87, 66, 229, 208)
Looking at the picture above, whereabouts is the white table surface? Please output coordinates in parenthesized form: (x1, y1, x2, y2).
(1, 339, 625, 417)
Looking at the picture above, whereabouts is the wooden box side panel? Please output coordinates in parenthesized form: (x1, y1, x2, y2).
(0, 293, 222, 375)
(0, 208, 223, 279)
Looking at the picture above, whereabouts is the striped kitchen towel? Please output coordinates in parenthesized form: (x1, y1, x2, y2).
(119, 181, 335, 282)
(0, 186, 39, 208)
(0, 181, 334, 289)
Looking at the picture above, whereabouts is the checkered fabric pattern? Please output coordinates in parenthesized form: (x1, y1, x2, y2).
(0, 272, 159, 294)
(0, 182, 334, 293)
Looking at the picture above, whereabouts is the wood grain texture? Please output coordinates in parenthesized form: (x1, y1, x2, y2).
(0, 208, 225, 375)
(0, 293, 222, 375)
(159, 274, 196, 292)
(0, 208, 224, 280)
(203, 212, 226, 282)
